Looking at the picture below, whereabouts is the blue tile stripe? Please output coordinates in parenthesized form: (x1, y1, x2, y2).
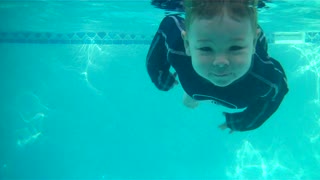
(0, 32, 153, 45)
(305, 32, 320, 43)
(0, 31, 319, 45)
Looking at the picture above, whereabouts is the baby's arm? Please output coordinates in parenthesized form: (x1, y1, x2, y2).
(146, 16, 178, 91)
(224, 62, 289, 131)
(224, 92, 286, 131)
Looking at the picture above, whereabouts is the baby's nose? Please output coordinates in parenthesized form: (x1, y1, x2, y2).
(212, 55, 229, 67)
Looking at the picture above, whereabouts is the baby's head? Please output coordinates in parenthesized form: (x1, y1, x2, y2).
(182, 0, 260, 87)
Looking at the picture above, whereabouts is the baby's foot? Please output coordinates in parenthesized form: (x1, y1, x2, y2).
(183, 93, 199, 109)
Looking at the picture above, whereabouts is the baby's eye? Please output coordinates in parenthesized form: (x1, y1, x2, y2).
(230, 46, 243, 51)
(198, 47, 212, 52)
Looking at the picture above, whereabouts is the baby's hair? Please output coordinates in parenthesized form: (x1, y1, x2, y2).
(183, 0, 258, 33)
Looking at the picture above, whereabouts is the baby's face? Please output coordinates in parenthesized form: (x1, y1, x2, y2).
(182, 12, 257, 87)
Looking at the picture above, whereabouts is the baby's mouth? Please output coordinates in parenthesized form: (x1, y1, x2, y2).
(210, 72, 231, 77)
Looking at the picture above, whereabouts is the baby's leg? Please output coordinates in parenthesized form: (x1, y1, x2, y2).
(183, 92, 199, 109)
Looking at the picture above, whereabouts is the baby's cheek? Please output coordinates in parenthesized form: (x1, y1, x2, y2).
(235, 54, 251, 64)
(234, 57, 252, 73)
(199, 57, 214, 69)
(192, 60, 208, 76)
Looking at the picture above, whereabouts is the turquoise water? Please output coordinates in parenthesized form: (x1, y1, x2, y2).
(0, 0, 320, 179)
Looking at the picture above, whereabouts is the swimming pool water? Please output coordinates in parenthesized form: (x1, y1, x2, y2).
(1, 0, 320, 179)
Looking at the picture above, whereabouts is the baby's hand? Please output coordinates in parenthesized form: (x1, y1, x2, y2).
(158, 71, 179, 90)
(183, 92, 199, 109)
(218, 122, 233, 134)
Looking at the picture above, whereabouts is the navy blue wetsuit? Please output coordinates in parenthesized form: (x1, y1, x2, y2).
(146, 15, 289, 131)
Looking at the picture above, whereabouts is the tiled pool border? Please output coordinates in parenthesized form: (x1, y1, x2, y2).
(0, 31, 319, 44)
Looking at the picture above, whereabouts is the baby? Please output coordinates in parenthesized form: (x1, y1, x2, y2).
(146, 0, 288, 132)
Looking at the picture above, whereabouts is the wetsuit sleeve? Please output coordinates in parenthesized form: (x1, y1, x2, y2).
(146, 16, 177, 91)
(224, 60, 289, 131)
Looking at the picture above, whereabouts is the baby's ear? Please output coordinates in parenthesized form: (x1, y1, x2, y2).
(181, 31, 191, 56)
(252, 28, 261, 54)
(256, 28, 261, 37)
